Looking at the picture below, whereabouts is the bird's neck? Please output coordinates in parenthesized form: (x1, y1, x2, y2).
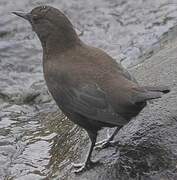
(41, 28, 81, 55)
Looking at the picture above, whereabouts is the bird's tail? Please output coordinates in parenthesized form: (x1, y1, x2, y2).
(143, 85, 170, 94)
(135, 85, 170, 104)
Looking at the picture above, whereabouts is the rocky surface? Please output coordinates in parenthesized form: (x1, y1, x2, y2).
(1, 0, 177, 179)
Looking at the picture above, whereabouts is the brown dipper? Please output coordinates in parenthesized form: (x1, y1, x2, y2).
(13, 6, 170, 173)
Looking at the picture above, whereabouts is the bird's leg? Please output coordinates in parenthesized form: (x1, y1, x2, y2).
(73, 131, 99, 173)
(95, 127, 120, 150)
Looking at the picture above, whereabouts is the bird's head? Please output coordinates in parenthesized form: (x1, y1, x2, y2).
(13, 6, 80, 51)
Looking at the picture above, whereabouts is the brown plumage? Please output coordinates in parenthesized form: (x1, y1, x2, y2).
(13, 6, 170, 173)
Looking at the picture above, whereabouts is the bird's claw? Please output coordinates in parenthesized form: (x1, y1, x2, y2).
(72, 160, 99, 173)
(95, 140, 116, 150)
(72, 164, 86, 173)
(72, 163, 84, 168)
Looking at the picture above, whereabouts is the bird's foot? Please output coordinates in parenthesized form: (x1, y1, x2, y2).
(72, 160, 99, 173)
(95, 139, 116, 150)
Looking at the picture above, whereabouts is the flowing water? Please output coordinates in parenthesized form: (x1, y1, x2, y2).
(0, 0, 177, 179)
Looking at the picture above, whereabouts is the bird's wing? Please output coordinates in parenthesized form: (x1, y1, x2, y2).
(61, 83, 164, 126)
(60, 83, 127, 126)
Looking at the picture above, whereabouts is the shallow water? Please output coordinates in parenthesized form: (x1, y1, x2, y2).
(0, 0, 177, 179)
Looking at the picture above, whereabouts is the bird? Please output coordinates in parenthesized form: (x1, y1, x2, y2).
(13, 6, 170, 173)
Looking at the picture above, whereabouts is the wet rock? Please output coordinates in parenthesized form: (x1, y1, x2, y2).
(0, 89, 40, 104)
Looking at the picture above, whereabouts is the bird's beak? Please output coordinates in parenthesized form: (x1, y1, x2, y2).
(12, 11, 32, 21)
